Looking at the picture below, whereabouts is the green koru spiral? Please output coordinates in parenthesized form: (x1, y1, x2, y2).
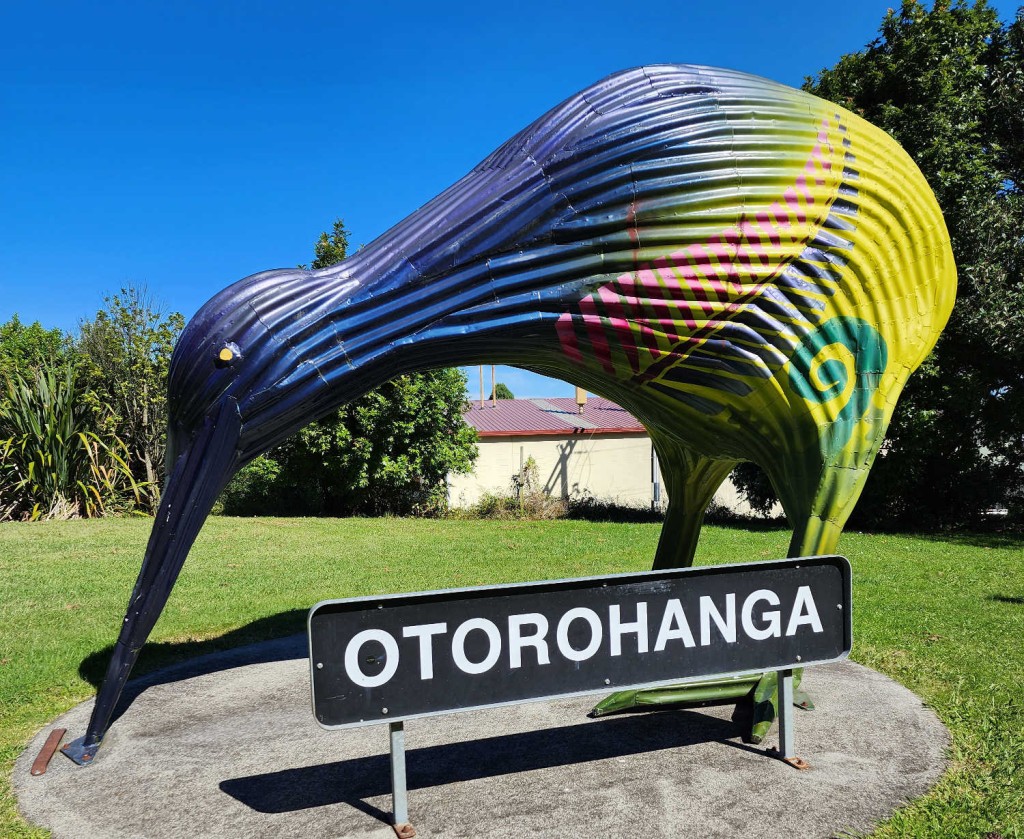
(788, 316, 889, 460)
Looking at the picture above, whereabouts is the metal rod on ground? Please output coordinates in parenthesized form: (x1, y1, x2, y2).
(389, 721, 411, 830)
(778, 669, 795, 758)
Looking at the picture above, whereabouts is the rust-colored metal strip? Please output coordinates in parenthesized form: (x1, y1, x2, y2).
(31, 728, 67, 776)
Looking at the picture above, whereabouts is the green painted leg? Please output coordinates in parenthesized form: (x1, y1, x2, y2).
(740, 461, 860, 741)
(596, 451, 857, 729)
(590, 670, 813, 733)
(589, 676, 760, 717)
(650, 442, 737, 571)
(596, 444, 739, 715)
(748, 669, 805, 744)
(788, 513, 844, 560)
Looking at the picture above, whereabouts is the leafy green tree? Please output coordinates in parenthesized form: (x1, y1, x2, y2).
(220, 220, 478, 516)
(311, 218, 351, 269)
(737, 1, 1024, 527)
(77, 287, 185, 503)
(0, 315, 72, 386)
(221, 369, 477, 515)
(491, 382, 515, 400)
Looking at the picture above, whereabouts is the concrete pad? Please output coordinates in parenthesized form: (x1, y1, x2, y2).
(15, 636, 949, 838)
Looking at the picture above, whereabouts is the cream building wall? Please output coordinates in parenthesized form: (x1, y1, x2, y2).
(448, 432, 769, 515)
(448, 433, 655, 507)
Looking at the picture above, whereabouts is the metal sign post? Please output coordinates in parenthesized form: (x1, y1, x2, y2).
(389, 722, 414, 838)
(774, 668, 810, 770)
(779, 669, 795, 758)
(310, 556, 851, 831)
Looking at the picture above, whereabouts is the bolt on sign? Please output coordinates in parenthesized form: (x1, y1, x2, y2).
(309, 556, 852, 728)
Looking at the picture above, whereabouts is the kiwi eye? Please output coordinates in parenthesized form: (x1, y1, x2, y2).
(216, 342, 242, 367)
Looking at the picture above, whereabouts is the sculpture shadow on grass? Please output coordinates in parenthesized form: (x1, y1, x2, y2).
(78, 610, 308, 728)
(219, 709, 740, 823)
(913, 531, 1024, 551)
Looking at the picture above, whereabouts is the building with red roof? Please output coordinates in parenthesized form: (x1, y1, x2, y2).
(465, 396, 646, 437)
(449, 394, 762, 514)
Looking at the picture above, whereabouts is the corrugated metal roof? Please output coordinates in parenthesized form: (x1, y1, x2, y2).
(464, 397, 646, 437)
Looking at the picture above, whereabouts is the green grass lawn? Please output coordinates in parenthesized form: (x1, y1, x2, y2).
(1, 517, 1022, 837)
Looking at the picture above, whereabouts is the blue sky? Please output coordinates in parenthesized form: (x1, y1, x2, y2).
(3, 1, 1020, 398)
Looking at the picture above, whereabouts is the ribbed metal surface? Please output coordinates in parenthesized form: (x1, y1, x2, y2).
(73, 65, 957, 760)
(167, 65, 954, 492)
(166, 58, 955, 678)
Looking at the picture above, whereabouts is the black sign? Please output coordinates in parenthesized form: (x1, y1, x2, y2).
(309, 556, 851, 729)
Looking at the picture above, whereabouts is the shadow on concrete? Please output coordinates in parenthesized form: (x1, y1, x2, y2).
(78, 610, 308, 727)
(219, 709, 738, 821)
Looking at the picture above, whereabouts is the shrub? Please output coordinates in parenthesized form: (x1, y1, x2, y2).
(461, 457, 567, 520)
(0, 365, 149, 520)
(78, 287, 184, 506)
(215, 455, 283, 516)
(219, 370, 477, 517)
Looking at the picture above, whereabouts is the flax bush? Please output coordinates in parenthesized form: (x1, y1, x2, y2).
(0, 366, 149, 520)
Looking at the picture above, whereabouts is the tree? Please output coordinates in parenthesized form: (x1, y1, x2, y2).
(491, 382, 515, 400)
(221, 369, 477, 515)
(737, 1, 1024, 528)
(0, 315, 72, 386)
(77, 287, 185, 503)
(311, 218, 351, 269)
(220, 220, 478, 516)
